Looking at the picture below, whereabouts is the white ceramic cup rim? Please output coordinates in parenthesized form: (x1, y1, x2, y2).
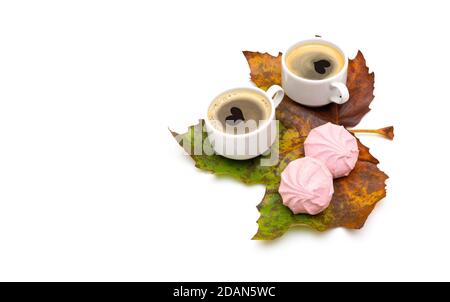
(204, 86, 277, 139)
(281, 38, 349, 84)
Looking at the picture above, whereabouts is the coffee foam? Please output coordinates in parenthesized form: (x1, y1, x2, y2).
(286, 43, 345, 80)
(207, 89, 272, 133)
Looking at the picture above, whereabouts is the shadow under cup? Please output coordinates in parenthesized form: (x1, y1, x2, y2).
(205, 87, 279, 160)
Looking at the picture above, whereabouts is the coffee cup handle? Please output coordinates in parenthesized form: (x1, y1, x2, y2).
(266, 85, 284, 108)
(329, 82, 349, 104)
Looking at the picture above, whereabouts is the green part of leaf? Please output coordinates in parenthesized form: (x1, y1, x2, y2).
(171, 120, 303, 186)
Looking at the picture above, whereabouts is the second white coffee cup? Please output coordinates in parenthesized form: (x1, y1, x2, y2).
(281, 38, 350, 107)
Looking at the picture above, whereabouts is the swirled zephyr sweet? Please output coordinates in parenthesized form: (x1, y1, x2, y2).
(304, 122, 359, 178)
(279, 157, 334, 215)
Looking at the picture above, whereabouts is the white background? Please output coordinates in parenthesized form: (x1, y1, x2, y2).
(0, 0, 449, 281)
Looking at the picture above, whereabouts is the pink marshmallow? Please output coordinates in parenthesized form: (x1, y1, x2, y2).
(279, 157, 334, 215)
(304, 122, 359, 178)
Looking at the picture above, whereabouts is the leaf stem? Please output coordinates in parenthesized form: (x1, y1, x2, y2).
(350, 126, 394, 140)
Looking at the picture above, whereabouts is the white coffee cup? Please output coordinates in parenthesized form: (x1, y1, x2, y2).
(281, 38, 349, 107)
(204, 85, 284, 160)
